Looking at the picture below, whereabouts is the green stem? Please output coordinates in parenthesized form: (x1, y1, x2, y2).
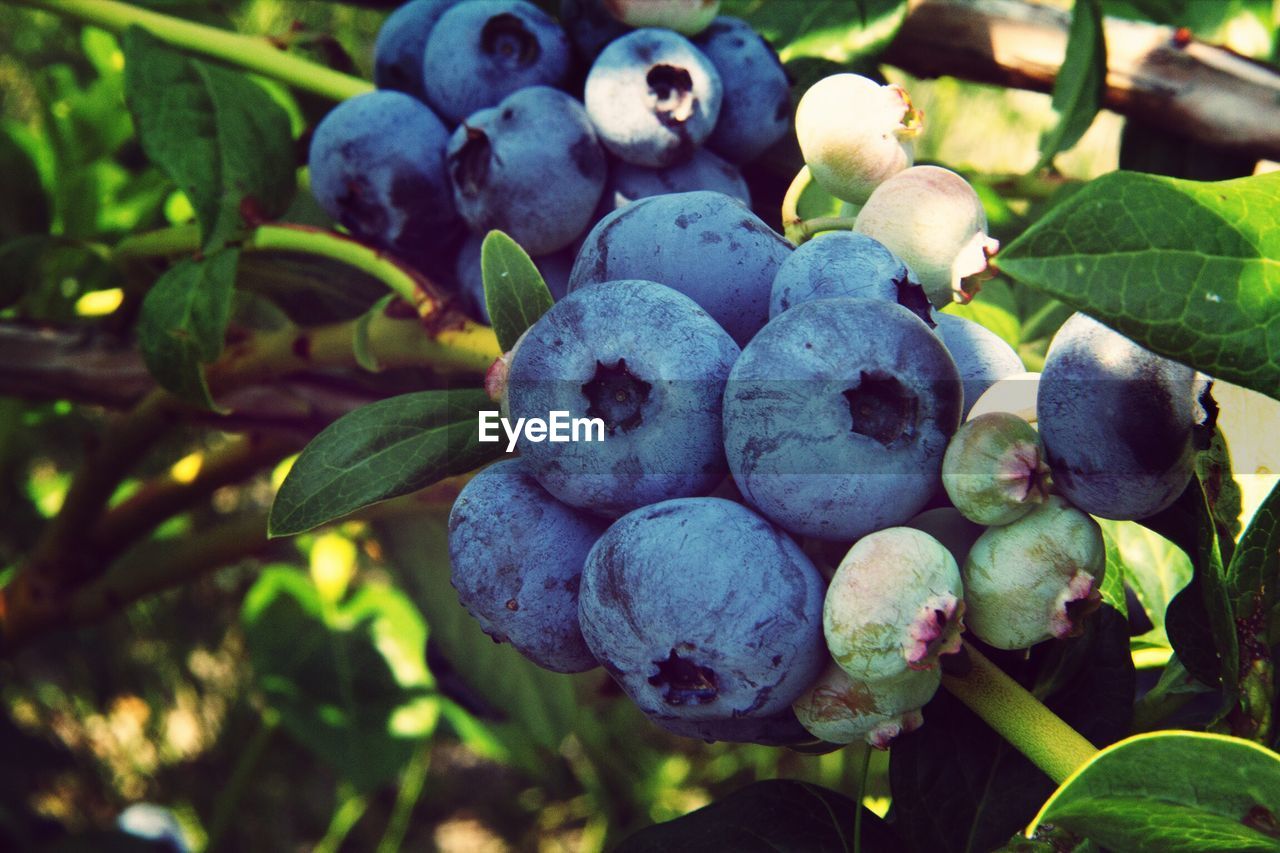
(780, 165, 813, 244)
(12, 0, 372, 101)
(376, 744, 432, 853)
(942, 641, 1098, 784)
(113, 223, 202, 260)
(246, 226, 424, 310)
(314, 783, 370, 853)
(204, 710, 279, 853)
(853, 745, 870, 853)
(793, 216, 859, 242)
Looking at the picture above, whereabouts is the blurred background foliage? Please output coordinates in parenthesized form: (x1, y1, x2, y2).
(1, 0, 1278, 851)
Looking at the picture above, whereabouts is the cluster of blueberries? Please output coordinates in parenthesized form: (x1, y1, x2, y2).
(310, 2, 1215, 748)
(307, 0, 791, 320)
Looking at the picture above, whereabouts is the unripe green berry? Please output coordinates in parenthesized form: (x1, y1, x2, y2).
(795, 74, 922, 205)
(854, 165, 998, 308)
(824, 527, 965, 682)
(793, 661, 939, 748)
(962, 495, 1105, 650)
(966, 371, 1040, 423)
(943, 412, 1051, 526)
(604, 0, 720, 34)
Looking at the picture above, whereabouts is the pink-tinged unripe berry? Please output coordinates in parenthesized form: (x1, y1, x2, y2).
(853, 165, 998, 308)
(795, 74, 922, 205)
(604, 0, 720, 34)
(943, 412, 1051, 526)
(823, 527, 965, 682)
(966, 371, 1041, 423)
(793, 661, 939, 748)
(962, 495, 1105, 650)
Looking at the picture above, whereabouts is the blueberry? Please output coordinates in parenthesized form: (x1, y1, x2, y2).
(423, 0, 571, 124)
(584, 29, 723, 167)
(796, 74, 920, 204)
(605, 147, 750, 210)
(853, 166, 999, 308)
(448, 87, 607, 255)
(963, 495, 1106, 649)
(559, 0, 630, 60)
(578, 497, 827, 720)
(792, 661, 939, 748)
(1037, 312, 1214, 520)
(824, 527, 965, 680)
(373, 0, 461, 101)
(768, 231, 931, 323)
(447, 459, 605, 672)
(569, 190, 791, 345)
(723, 298, 963, 541)
(308, 91, 458, 267)
(934, 313, 1025, 418)
(506, 279, 740, 515)
(455, 233, 573, 324)
(694, 17, 791, 164)
(904, 507, 985, 566)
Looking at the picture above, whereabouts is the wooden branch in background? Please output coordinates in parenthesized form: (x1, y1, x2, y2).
(885, 0, 1280, 161)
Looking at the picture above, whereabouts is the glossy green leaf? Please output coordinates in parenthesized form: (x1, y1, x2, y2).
(1031, 731, 1280, 853)
(1226, 480, 1280, 633)
(375, 511, 584, 767)
(122, 27, 295, 252)
(615, 779, 904, 853)
(269, 390, 500, 537)
(481, 230, 554, 352)
(728, 0, 909, 67)
(242, 566, 437, 792)
(1142, 479, 1237, 693)
(137, 248, 239, 410)
(1098, 519, 1191, 634)
(1037, 0, 1105, 168)
(999, 171, 1280, 399)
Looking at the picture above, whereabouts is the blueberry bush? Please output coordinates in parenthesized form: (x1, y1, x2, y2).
(1, 0, 1279, 850)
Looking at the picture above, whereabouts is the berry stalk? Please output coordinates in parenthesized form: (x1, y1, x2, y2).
(12, 0, 373, 101)
(942, 640, 1098, 783)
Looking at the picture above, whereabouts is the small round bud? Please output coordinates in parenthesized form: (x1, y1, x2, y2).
(795, 74, 922, 205)
(962, 495, 1106, 650)
(793, 661, 939, 748)
(966, 372, 1041, 423)
(824, 527, 965, 681)
(604, 0, 720, 35)
(943, 412, 1051, 526)
(854, 166, 998, 308)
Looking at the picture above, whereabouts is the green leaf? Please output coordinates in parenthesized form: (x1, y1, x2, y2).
(1030, 731, 1280, 853)
(122, 27, 295, 252)
(137, 248, 240, 410)
(727, 0, 909, 67)
(352, 294, 397, 372)
(0, 125, 50, 242)
(1098, 530, 1128, 619)
(1226, 480, 1280, 632)
(891, 609, 1134, 852)
(998, 171, 1280, 399)
(1142, 479, 1237, 693)
(269, 389, 500, 537)
(480, 230, 554, 352)
(1199, 428, 1245, 547)
(375, 511, 585, 767)
(614, 779, 904, 853)
(1098, 519, 1191, 636)
(242, 566, 438, 792)
(1037, 0, 1106, 168)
